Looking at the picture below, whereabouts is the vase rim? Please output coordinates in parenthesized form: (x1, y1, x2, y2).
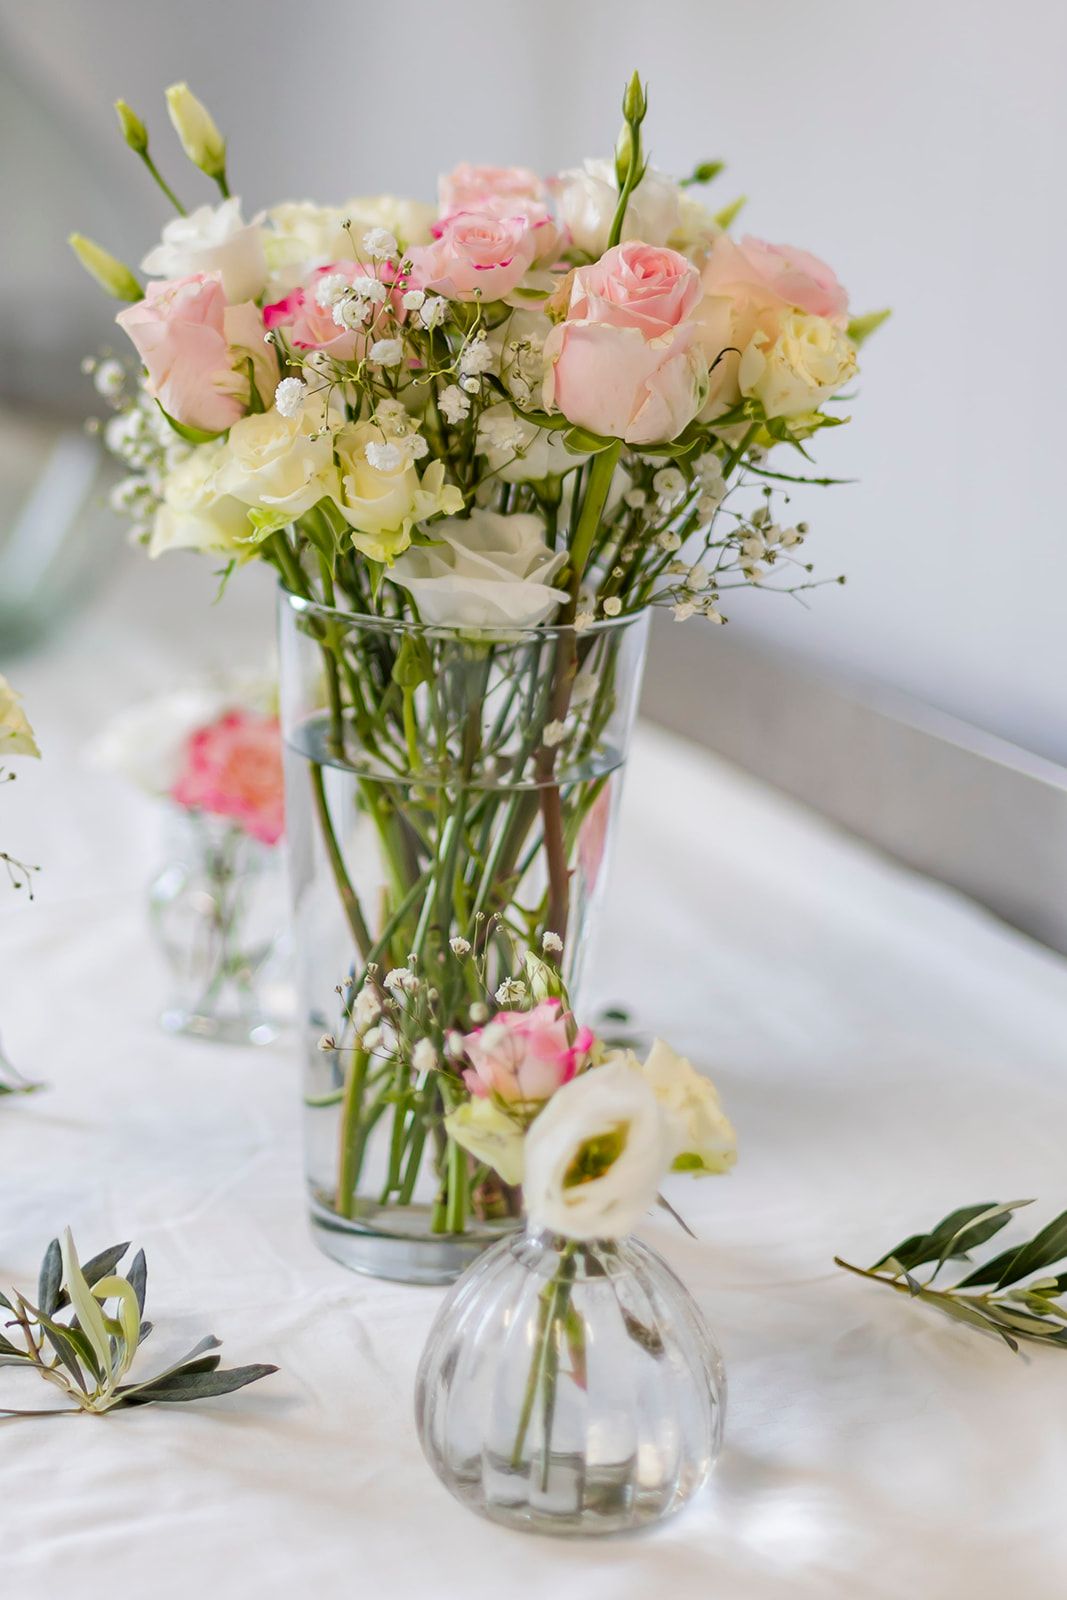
(279, 583, 651, 642)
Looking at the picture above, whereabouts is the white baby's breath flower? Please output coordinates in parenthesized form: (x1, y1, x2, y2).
(574, 610, 594, 632)
(438, 384, 471, 424)
(657, 531, 682, 553)
(365, 440, 404, 472)
(361, 1025, 383, 1053)
(672, 601, 697, 621)
(412, 1038, 437, 1074)
(418, 295, 448, 329)
(274, 377, 307, 419)
(333, 296, 370, 330)
(317, 1033, 336, 1052)
(459, 336, 494, 378)
(407, 434, 429, 460)
(602, 597, 622, 617)
(694, 453, 725, 494)
(460, 376, 481, 395)
(352, 985, 381, 1033)
(542, 931, 563, 955)
(653, 466, 686, 504)
(624, 488, 648, 510)
(369, 338, 404, 367)
(446, 1029, 465, 1058)
(570, 668, 598, 709)
(93, 358, 126, 399)
(449, 936, 472, 957)
(495, 978, 527, 1006)
(384, 967, 419, 995)
(697, 493, 722, 520)
(780, 525, 803, 547)
(362, 226, 397, 260)
(542, 720, 566, 748)
(401, 288, 425, 312)
(469, 1001, 489, 1024)
(686, 564, 710, 592)
(315, 273, 350, 309)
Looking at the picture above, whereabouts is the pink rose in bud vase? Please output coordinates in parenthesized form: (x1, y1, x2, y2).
(463, 1000, 595, 1104)
(408, 210, 538, 302)
(116, 273, 277, 435)
(543, 241, 708, 445)
(171, 710, 285, 845)
(438, 163, 546, 214)
(263, 260, 407, 362)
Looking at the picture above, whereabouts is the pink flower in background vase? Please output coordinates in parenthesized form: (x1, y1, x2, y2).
(263, 260, 405, 361)
(171, 710, 285, 845)
(543, 241, 707, 444)
(463, 1001, 594, 1104)
(116, 273, 277, 434)
(438, 163, 546, 214)
(408, 210, 538, 302)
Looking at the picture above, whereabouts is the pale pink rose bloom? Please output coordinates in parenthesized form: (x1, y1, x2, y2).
(438, 163, 545, 214)
(116, 274, 277, 435)
(437, 192, 560, 266)
(695, 234, 849, 418)
(542, 241, 708, 445)
(408, 210, 538, 302)
(263, 260, 406, 361)
(171, 710, 285, 846)
(463, 1001, 595, 1104)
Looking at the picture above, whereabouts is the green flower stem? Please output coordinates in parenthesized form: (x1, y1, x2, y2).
(722, 420, 759, 476)
(565, 442, 622, 611)
(136, 150, 186, 215)
(335, 1046, 370, 1217)
(511, 1242, 579, 1473)
(309, 763, 372, 959)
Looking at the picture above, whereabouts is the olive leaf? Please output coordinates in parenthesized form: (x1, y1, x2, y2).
(0, 1232, 277, 1415)
(837, 1199, 1067, 1353)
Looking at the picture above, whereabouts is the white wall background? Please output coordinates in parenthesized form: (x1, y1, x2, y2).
(1, 0, 1064, 760)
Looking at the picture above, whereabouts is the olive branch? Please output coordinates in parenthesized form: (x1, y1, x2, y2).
(0, 1231, 277, 1415)
(836, 1199, 1067, 1352)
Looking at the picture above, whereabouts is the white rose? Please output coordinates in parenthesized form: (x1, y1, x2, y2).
(444, 1099, 525, 1186)
(523, 1058, 669, 1240)
(638, 1040, 737, 1175)
(219, 403, 340, 526)
(332, 420, 464, 564)
(390, 508, 566, 627)
(0, 675, 39, 760)
(475, 402, 585, 484)
(265, 196, 436, 293)
(149, 441, 251, 559)
(739, 311, 857, 420)
(141, 197, 267, 304)
(556, 159, 683, 258)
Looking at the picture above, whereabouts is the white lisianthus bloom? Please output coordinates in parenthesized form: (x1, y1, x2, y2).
(149, 441, 252, 559)
(444, 1099, 525, 1187)
(739, 312, 857, 420)
(390, 508, 567, 628)
(0, 675, 39, 759)
(522, 1058, 669, 1240)
(88, 686, 226, 793)
(476, 402, 586, 484)
(219, 403, 340, 525)
(555, 159, 683, 258)
(265, 197, 436, 292)
(141, 197, 267, 304)
(332, 421, 464, 564)
(637, 1040, 737, 1175)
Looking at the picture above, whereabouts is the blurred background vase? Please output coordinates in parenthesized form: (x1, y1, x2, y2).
(415, 1227, 727, 1535)
(279, 590, 650, 1284)
(149, 806, 288, 1046)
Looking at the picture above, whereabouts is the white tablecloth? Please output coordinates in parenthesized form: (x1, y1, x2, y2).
(3, 555, 1067, 1598)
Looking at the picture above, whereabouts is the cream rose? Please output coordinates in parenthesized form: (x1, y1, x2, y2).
(332, 421, 463, 564)
(149, 440, 252, 558)
(0, 675, 39, 760)
(739, 311, 857, 419)
(638, 1040, 737, 1175)
(265, 197, 436, 292)
(555, 158, 683, 257)
(390, 508, 566, 627)
(522, 1058, 669, 1240)
(141, 198, 267, 304)
(219, 402, 340, 526)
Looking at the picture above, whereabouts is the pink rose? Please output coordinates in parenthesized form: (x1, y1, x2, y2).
(263, 260, 405, 361)
(695, 235, 849, 418)
(408, 210, 538, 302)
(462, 1001, 594, 1104)
(542, 241, 708, 445)
(116, 274, 277, 435)
(171, 710, 285, 845)
(439, 163, 545, 214)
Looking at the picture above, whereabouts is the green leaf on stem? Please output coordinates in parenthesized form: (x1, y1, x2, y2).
(154, 401, 226, 446)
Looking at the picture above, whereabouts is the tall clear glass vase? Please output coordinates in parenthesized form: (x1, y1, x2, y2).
(279, 589, 650, 1284)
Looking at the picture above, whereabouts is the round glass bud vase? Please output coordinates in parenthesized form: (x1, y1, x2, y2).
(279, 590, 650, 1285)
(148, 807, 288, 1046)
(415, 1227, 726, 1535)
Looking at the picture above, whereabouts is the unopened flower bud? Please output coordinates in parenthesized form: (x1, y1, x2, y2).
(165, 82, 226, 180)
(114, 99, 148, 154)
(68, 234, 142, 302)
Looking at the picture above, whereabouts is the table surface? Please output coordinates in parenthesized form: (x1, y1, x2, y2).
(2, 554, 1067, 1600)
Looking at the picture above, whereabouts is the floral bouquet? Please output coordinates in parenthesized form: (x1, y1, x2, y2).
(92, 672, 287, 1044)
(74, 73, 882, 1272)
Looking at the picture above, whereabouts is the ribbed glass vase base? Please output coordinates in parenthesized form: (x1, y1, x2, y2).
(160, 1007, 281, 1047)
